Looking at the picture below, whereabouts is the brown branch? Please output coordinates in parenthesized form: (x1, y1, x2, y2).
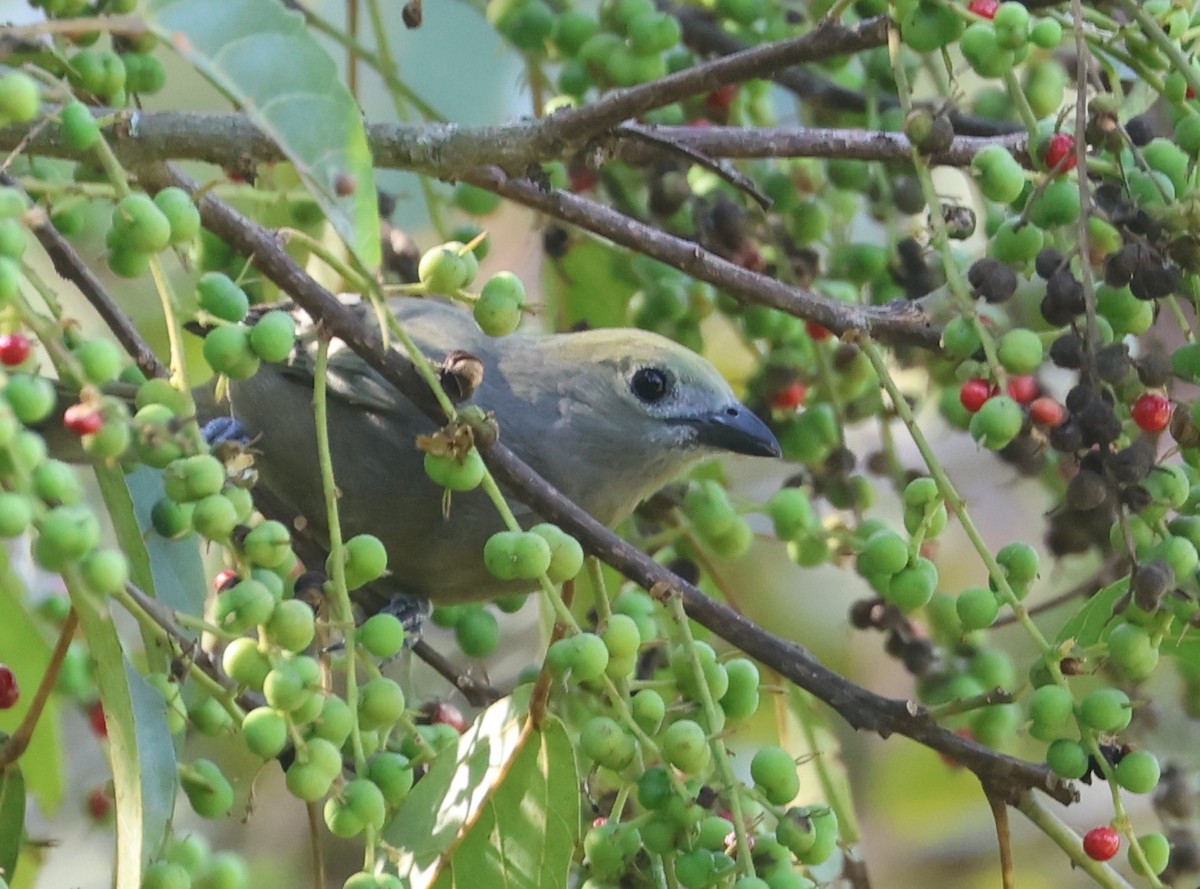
(132, 161, 1075, 807)
(0, 609, 78, 768)
(1, 173, 167, 379)
(616, 122, 1028, 168)
(986, 786, 1016, 889)
(12, 110, 1019, 173)
(466, 166, 942, 350)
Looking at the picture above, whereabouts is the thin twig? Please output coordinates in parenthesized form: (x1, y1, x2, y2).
(0, 609, 79, 768)
(986, 786, 1016, 889)
(467, 166, 942, 349)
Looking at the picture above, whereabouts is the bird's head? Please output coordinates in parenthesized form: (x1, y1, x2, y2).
(494, 327, 780, 523)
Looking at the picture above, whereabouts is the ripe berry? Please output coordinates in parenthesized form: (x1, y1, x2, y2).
(87, 700, 108, 737)
(806, 321, 833, 341)
(1029, 396, 1067, 427)
(1006, 374, 1038, 404)
(0, 663, 18, 708)
(1044, 133, 1077, 173)
(63, 403, 104, 436)
(959, 378, 993, 413)
(0, 332, 30, 366)
(1131, 393, 1171, 432)
(968, 0, 999, 18)
(86, 785, 113, 822)
(770, 381, 806, 410)
(1083, 826, 1120, 861)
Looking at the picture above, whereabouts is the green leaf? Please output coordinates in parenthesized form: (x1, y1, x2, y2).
(68, 577, 176, 889)
(0, 558, 63, 814)
(544, 240, 638, 330)
(146, 0, 380, 271)
(0, 761, 25, 882)
(1054, 576, 1128, 649)
(387, 694, 580, 888)
(105, 467, 206, 619)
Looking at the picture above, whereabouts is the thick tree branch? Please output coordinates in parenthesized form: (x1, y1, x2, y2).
(466, 165, 942, 349)
(6, 110, 1017, 176)
(132, 161, 1075, 807)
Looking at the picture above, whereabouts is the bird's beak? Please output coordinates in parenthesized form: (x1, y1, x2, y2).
(690, 404, 781, 458)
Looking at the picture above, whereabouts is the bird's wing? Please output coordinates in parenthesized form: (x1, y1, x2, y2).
(273, 297, 488, 414)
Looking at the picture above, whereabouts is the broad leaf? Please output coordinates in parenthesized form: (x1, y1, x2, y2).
(387, 695, 580, 888)
(0, 559, 63, 813)
(0, 761, 25, 882)
(104, 467, 206, 619)
(69, 582, 176, 889)
(146, 0, 380, 271)
(1054, 576, 1128, 649)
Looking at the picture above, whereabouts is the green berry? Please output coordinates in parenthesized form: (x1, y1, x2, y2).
(1114, 749, 1160, 794)
(180, 758, 234, 818)
(1078, 687, 1132, 733)
(455, 607, 500, 657)
(61, 100, 100, 151)
(153, 187, 201, 244)
(996, 328, 1043, 374)
(202, 325, 260, 380)
(197, 273, 250, 323)
(424, 448, 486, 491)
(969, 395, 1023, 450)
(335, 534, 388, 590)
(662, 719, 710, 773)
(1045, 738, 1088, 779)
(359, 613, 406, 659)
(242, 707, 289, 759)
(751, 745, 799, 805)
(0, 73, 40, 123)
(248, 310, 297, 363)
(474, 272, 526, 336)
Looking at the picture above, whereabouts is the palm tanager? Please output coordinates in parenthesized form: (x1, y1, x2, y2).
(218, 297, 779, 603)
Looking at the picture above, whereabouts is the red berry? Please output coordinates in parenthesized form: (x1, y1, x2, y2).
(959, 378, 994, 413)
(806, 320, 833, 341)
(213, 569, 239, 593)
(1044, 133, 1077, 174)
(967, 0, 999, 18)
(0, 663, 19, 709)
(1132, 393, 1171, 433)
(423, 700, 468, 733)
(87, 700, 108, 738)
(705, 83, 738, 116)
(568, 163, 598, 194)
(1029, 396, 1067, 427)
(86, 785, 113, 822)
(730, 242, 765, 272)
(63, 402, 104, 436)
(770, 381, 807, 410)
(0, 333, 31, 366)
(1083, 826, 1120, 861)
(1189, 85, 1196, 100)
(1006, 374, 1038, 404)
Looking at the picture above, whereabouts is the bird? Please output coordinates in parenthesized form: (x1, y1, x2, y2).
(223, 296, 781, 605)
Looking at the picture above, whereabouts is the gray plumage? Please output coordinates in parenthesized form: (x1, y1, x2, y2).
(227, 297, 779, 603)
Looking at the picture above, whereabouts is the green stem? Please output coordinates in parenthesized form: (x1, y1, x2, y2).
(312, 336, 367, 780)
(665, 595, 755, 876)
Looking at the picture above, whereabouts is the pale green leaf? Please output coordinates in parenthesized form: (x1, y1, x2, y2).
(146, 0, 380, 271)
(1054, 577, 1128, 649)
(0, 562, 63, 814)
(69, 581, 176, 889)
(387, 695, 579, 889)
(0, 762, 25, 881)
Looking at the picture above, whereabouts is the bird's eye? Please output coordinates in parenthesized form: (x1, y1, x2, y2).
(631, 366, 671, 403)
